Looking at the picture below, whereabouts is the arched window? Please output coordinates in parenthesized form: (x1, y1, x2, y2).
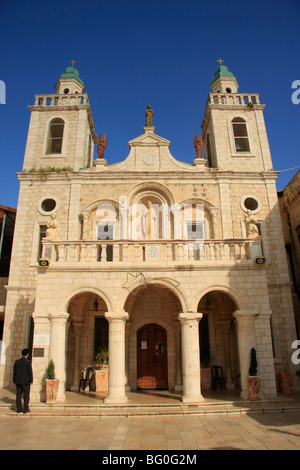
(232, 117, 250, 152)
(46, 118, 64, 154)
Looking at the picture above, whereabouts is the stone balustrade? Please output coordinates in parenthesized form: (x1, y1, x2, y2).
(33, 93, 90, 107)
(41, 238, 262, 265)
(209, 93, 260, 106)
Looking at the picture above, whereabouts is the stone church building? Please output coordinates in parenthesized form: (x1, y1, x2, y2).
(0, 63, 298, 404)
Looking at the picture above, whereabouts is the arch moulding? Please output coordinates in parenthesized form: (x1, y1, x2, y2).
(190, 283, 247, 313)
(58, 285, 113, 313)
(117, 275, 190, 314)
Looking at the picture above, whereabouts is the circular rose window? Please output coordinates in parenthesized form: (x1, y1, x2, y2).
(41, 199, 56, 212)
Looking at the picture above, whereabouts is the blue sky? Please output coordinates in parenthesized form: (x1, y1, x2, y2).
(0, 0, 299, 209)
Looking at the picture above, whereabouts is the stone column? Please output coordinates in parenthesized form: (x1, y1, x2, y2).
(125, 321, 131, 390)
(81, 209, 90, 240)
(178, 312, 204, 403)
(71, 321, 83, 391)
(49, 312, 69, 402)
(233, 310, 258, 399)
(174, 320, 183, 391)
(105, 311, 129, 404)
(209, 207, 219, 239)
(221, 320, 234, 389)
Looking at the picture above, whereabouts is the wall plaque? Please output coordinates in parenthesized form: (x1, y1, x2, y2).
(34, 334, 50, 346)
(145, 245, 161, 260)
(33, 348, 45, 357)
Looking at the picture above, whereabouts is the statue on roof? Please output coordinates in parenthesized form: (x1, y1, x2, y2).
(145, 105, 154, 127)
(193, 134, 203, 159)
(96, 133, 107, 159)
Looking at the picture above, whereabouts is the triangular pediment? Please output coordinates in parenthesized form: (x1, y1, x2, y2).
(104, 127, 201, 173)
(128, 127, 170, 148)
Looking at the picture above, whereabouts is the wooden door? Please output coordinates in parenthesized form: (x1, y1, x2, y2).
(137, 324, 168, 389)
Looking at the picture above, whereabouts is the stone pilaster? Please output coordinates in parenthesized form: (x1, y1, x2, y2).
(49, 312, 69, 402)
(233, 310, 258, 399)
(71, 321, 83, 391)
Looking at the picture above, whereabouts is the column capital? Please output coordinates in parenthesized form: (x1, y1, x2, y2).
(257, 309, 273, 319)
(178, 312, 203, 324)
(233, 309, 258, 320)
(32, 314, 50, 325)
(48, 312, 70, 323)
(72, 320, 83, 333)
(105, 311, 129, 322)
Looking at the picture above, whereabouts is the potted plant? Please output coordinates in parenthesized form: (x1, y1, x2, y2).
(95, 347, 108, 369)
(277, 363, 293, 394)
(45, 359, 60, 404)
(94, 348, 108, 393)
(247, 348, 260, 400)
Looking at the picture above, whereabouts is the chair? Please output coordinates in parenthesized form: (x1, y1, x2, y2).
(211, 366, 227, 390)
(78, 367, 94, 392)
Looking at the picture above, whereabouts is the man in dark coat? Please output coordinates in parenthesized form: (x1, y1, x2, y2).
(13, 349, 33, 414)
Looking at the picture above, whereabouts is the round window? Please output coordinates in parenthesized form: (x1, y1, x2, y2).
(244, 197, 259, 211)
(41, 198, 56, 212)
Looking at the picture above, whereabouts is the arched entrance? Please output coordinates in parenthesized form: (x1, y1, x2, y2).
(137, 324, 168, 389)
(66, 292, 108, 391)
(198, 290, 240, 391)
(124, 282, 182, 392)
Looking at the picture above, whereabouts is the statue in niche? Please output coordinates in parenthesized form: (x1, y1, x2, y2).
(45, 213, 58, 239)
(245, 210, 260, 238)
(145, 105, 154, 127)
(141, 200, 158, 239)
(193, 134, 203, 159)
(96, 133, 107, 159)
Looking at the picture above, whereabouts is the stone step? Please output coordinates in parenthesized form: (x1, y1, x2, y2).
(1, 398, 298, 417)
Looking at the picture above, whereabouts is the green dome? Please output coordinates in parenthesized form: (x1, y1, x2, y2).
(60, 66, 84, 86)
(210, 65, 234, 85)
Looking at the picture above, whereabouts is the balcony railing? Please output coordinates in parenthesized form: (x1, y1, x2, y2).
(209, 93, 260, 106)
(41, 238, 262, 265)
(33, 93, 90, 107)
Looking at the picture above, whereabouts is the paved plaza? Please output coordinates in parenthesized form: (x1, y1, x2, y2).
(0, 388, 300, 450)
(0, 410, 300, 450)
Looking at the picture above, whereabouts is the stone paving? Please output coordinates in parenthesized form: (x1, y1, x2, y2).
(0, 411, 300, 450)
(0, 388, 300, 450)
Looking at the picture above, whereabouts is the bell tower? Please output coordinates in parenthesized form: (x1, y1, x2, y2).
(55, 61, 86, 95)
(201, 61, 273, 172)
(209, 59, 239, 94)
(22, 64, 95, 172)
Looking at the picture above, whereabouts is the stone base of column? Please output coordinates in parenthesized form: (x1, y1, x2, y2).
(104, 394, 128, 404)
(240, 390, 249, 400)
(181, 394, 205, 404)
(57, 381, 66, 402)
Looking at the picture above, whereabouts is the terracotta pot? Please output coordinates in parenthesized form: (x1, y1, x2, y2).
(277, 371, 293, 394)
(95, 369, 108, 393)
(45, 378, 60, 404)
(247, 376, 260, 401)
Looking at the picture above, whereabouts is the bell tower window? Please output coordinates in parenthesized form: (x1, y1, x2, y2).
(46, 118, 64, 154)
(232, 117, 250, 152)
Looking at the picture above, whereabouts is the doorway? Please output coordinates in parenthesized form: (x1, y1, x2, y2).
(137, 324, 168, 389)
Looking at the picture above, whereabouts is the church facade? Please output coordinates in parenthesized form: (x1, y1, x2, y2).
(0, 64, 298, 404)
